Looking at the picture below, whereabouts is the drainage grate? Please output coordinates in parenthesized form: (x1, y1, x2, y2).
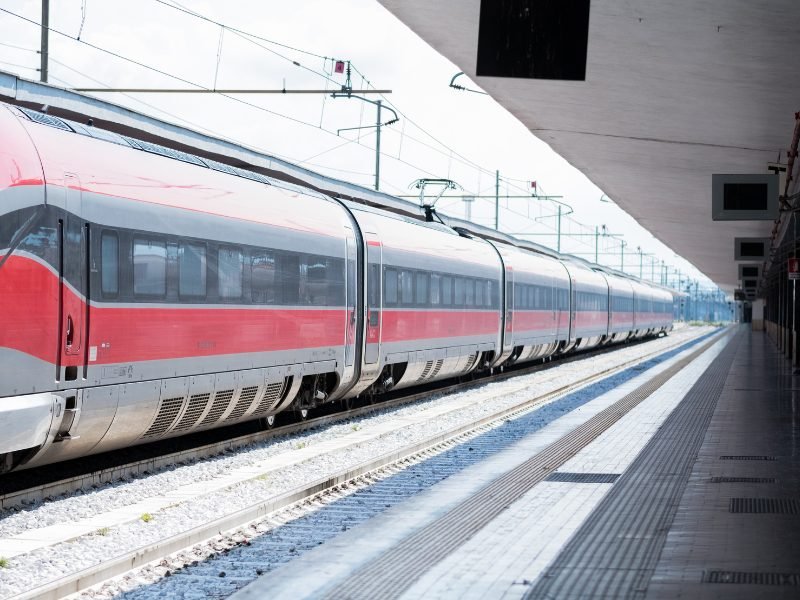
(429, 359, 444, 380)
(251, 381, 286, 416)
(710, 477, 776, 484)
(199, 389, 234, 426)
(703, 570, 800, 585)
(545, 472, 620, 484)
(121, 135, 207, 166)
(142, 396, 185, 438)
(720, 455, 777, 461)
(729, 498, 800, 514)
(226, 386, 259, 421)
(173, 393, 211, 431)
(18, 106, 73, 131)
(419, 361, 434, 381)
(462, 353, 478, 374)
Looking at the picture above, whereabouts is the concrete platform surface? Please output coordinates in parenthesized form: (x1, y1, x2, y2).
(229, 327, 793, 600)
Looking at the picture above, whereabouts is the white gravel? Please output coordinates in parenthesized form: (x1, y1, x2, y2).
(0, 324, 714, 598)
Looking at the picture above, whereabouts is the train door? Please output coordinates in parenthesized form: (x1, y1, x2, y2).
(344, 229, 359, 368)
(568, 276, 577, 342)
(364, 234, 382, 364)
(58, 173, 87, 382)
(503, 267, 514, 351)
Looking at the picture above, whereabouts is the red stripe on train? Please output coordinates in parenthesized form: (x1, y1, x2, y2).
(0, 254, 347, 365)
(380, 309, 499, 342)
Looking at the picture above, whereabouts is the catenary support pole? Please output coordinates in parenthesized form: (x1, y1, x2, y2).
(374, 100, 381, 191)
(40, 0, 48, 82)
(494, 170, 500, 230)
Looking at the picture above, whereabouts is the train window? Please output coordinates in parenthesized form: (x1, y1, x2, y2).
(301, 256, 328, 306)
(219, 246, 242, 299)
(415, 272, 429, 305)
(400, 270, 414, 305)
(488, 281, 497, 308)
(277, 253, 300, 304)
(178, 242, 207, 298)
(430, 274, 441, 305)
(133, 238, 167, 297)
(442, 275, 453, 306)
(475, 279, 484, 307)
(367, 263, 380, 308)
(251, 252, 276, 303)
(385, 268, 398, 305)
(101, 231, 119, 297)
(454, 277, 466, 306)
(465, 279, 475, 307)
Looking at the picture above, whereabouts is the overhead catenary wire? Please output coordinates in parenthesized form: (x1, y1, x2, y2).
(0, 7, 367, 137)
(153, 0, 516, 190)
(47, 56, 308, 165)
(136, 1, 531, 198)
(0, 40, 40, 52)
(0, 59, 39, 72)
(153, 0, 330, 61)
(155, 0, 341, 87)
(0, 5, 708, 289)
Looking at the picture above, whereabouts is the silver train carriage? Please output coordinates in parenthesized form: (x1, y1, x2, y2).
(0, 102, 673, 473)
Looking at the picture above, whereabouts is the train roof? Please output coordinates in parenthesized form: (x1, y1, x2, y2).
(1, 70, 675, 295)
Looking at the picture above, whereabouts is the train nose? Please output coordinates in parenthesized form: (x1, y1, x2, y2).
(0, 391, 62, 472)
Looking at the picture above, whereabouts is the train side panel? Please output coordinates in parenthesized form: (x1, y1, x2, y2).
(4, 112, 358, 467)
(350, 207, 503, 391)
(562, 261, 610, 350)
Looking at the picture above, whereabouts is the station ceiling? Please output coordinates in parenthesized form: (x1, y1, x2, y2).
(378, 0, 800, 292)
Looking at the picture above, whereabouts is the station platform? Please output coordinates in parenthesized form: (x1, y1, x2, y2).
(231, 327, 800, 599)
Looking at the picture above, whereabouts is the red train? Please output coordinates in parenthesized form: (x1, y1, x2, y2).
(0, 102, 673, 473)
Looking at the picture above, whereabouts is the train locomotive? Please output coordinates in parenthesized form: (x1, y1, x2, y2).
(0, 101, 673, 473)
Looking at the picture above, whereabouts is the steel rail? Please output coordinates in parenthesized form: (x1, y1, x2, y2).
(7, 327, 725, 600)
(2, 334, 679, 509)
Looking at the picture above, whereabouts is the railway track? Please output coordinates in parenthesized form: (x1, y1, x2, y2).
(0, 325, 721, 600)
(1, 330, 679, 510)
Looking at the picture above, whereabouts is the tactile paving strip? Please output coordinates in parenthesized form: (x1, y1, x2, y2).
(703, 570, 800, 585)
(710, 477, 776, 484)
(729, 498, 800, 514)
(720, 455, 777, 461)
(321, 332, 731, 600)
(525, 330, 741, 600)
(545, 472, 620, 484)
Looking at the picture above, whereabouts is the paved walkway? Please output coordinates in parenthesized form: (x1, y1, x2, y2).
(233, 328, 771, 599)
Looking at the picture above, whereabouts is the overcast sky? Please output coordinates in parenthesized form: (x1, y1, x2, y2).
(0, 0, 718, 290)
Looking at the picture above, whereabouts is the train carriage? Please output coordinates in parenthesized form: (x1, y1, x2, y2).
(603, 271, 636, 343)
(0, 102, 362, 469)
(343, 203, 504, 394)
(0, 100, 676, 473)
(487, 241, 570, 366)
(561, 259, 611, 351)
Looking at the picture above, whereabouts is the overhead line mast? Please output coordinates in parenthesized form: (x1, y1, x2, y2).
(40, 0, 48, 82)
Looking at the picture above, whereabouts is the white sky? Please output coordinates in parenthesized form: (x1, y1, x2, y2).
(0, 0, 720, 292)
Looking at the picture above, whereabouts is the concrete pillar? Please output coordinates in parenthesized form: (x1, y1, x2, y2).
(751, 299, 765, 331)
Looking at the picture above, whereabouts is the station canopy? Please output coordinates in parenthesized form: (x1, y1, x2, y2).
(378, 0, 800, 292)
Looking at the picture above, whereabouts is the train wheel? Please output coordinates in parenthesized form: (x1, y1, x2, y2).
(298, 408, 309, 421)
(261, 415, 276, 429)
